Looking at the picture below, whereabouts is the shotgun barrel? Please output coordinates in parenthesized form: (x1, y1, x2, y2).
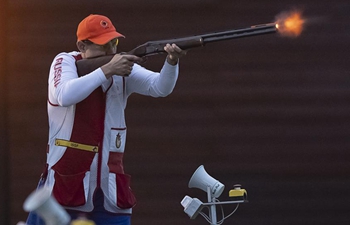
(76, 23, 278, 76)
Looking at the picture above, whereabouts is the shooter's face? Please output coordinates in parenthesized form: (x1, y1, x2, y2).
(78, 38, 118, 58)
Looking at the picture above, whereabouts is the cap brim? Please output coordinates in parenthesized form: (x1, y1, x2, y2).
(89, 31, 125, 45)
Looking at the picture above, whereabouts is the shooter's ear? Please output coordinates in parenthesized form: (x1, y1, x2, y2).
(76, 41, 87, 53)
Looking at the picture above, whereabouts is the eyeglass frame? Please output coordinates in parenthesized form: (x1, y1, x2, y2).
(82, 38, 119, 50)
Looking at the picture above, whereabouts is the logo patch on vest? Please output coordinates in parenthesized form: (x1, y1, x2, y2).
(116, 133, 121, 148)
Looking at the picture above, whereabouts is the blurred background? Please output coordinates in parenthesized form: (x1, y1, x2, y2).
(1, 0, 350, 224)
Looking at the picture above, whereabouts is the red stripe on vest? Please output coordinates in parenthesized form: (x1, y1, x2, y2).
(52, 54, 106, 206)
(53, 54, 105, 175)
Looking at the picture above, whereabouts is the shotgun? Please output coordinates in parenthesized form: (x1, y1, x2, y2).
(76, 23, 278, 76)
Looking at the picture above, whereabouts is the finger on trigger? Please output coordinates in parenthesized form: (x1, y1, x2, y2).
(125, 54, 141, 62)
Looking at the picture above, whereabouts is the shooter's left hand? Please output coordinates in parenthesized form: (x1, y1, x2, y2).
(164, 43, 187, 65)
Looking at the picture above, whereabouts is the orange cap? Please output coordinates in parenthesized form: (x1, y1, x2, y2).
(77, 14, 125, 45)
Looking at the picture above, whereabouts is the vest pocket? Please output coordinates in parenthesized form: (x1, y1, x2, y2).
(52, 170, 89, 207)
(110, 128, 126, 153)
(109, 172, 136, 209)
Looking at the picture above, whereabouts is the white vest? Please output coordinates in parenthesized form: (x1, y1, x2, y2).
(43, 51, 178, 214)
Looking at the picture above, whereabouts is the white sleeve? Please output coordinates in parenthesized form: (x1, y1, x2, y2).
(48, 53, 108, 107)
(126, 60, 179, 97)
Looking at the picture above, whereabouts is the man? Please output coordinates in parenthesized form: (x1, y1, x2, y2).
(26, 14, 186, 225)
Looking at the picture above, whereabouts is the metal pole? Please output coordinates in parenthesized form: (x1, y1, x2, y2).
(207, 186, 217, 225)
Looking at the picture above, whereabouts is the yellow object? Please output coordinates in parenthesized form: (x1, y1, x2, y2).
(229, 187, 247, 200)
(71, 217, 96, 225)
(55, 139, 98, 153)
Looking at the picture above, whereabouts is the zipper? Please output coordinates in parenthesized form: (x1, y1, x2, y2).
(97, 141, 103, 187)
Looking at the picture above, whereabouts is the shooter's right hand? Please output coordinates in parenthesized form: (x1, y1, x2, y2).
(101, 54, 141, 78)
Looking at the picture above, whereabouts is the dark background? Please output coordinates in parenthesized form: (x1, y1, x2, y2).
(1, 0, 350, 225)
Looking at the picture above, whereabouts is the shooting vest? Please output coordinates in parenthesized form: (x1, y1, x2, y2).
(47, 54, 136, 213)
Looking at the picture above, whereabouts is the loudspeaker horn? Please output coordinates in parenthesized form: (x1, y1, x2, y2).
(23, 186, 71, 225)
(188, 165, 225, 198)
